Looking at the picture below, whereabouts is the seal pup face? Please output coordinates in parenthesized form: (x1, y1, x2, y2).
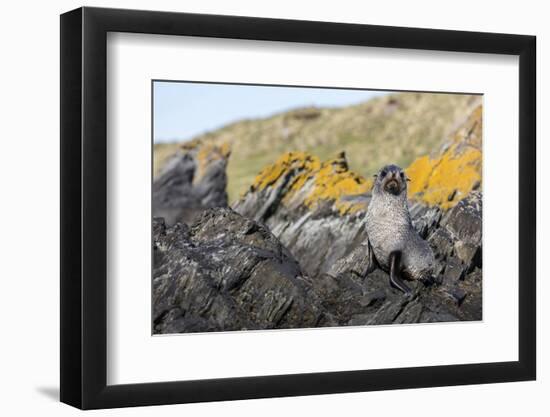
(373, 164, 409, 197)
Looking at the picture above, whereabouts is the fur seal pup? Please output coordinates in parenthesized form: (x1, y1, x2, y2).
(365, 164, 435, 295)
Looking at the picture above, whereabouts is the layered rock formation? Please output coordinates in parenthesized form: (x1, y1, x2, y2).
(407, 105, 482, 209)
(153, 190, 482, 333)
(152, 143, 230, 226)
(153, 209, 325, 333)
(154, 93, 481, 201)
(152, 105, 483, 333)
(233, 151, 372, 277)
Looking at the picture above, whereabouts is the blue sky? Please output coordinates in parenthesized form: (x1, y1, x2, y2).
(153, 81, 388, 143)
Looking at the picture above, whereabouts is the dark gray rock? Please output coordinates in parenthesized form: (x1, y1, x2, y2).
(268, 207, 369, 278)
(153, 209, 324, 334)
(154, 147, 483, 332)
(442, 257, 466, 286)
(394, 300, 424, 324)
(446, 287, 467, 305)
(233, 176, 482, 327)
(327, 240, 376, 280)
(366, 298, 410, 325)
(429, 227, 455, 260)
(411, 204, 443, 239)
(153, 150, 228, 226)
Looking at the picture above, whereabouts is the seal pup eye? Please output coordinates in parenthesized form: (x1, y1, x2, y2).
(380, 169, 387, 177)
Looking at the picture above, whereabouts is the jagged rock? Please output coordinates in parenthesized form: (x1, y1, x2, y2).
(154, 93, 479, 202)
(406, 105, 482, 209)
(154, 105, 484, 332)
(327, 241, 376, 279)
(153, 201, 486, 331)
(366, 298, 411, 325)
(153, 208, 324, 333)
(153, 145, 229, 226)
(441, 257, 466, 285)
(394, 300, 424, 324)
(234, 152, 373, 277)
(232, 148, 482, 326)
(410, 204, 443, 239)
(442, 190, 482, 270)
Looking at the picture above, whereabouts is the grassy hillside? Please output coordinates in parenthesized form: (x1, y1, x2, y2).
(154, 92, 481, 202)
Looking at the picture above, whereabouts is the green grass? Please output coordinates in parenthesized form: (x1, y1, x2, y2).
(154, 92, 481, 202)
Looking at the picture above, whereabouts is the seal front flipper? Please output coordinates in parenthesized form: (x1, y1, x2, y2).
(389, 251, 412, 295)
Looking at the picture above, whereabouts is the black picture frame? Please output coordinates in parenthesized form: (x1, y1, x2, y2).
(60, 6, 536, 410)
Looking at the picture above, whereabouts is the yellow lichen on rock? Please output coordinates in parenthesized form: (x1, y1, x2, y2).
(251, 151, 321, 191)
(181, 141, 231, 180)
(406, 155, 433, 195)
(406, 104, 482, 210)
(245, 104, 482, 213)
(300, 154, 372, 214)
(249, 151, 372, 215)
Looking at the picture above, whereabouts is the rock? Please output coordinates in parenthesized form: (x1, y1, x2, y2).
(328, 241, 376, 281)
(231, 144, 483, 327)
(411, 204, 443, 239)
(310, 273, 368, 325)
(360, 289, 387, 307)
(442, 257, 466, 286)
(442, 191, 482, 271)
(154, 104, 484, 332)
(366, 299, 410, 325)
(153, 144, 229, 226)
(455, 267, 483, 320)
(153, 209, 324, 333)
(429, 227, 455, 260)
(446, 287, 467, 305)
(234, 151, 374, 278)
(347, 314, 372, 326)
(406, 104, 483, 210)
(153, 94, 480, 202)
(394, 300, 424, 324)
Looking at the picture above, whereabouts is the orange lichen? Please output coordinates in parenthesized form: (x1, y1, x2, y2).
(406, 155, 433, 195)
(184, 141, 231, 179)
(250, 151, 372, 215)
(251, 152, 321, 191)
(406, 104, 482, 210)
(247, 104, 482, 213)
(299, 156, 371, 214)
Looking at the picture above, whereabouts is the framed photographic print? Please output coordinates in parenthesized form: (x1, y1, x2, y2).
(60, 6, 536, 409)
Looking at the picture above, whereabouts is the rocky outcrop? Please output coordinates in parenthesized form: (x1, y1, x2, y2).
(229, 106, 483, 326)
(233, 151, 373, 277)
(153, 105, 483, 333)
(152, 143, 230, 226)
(154, 190, 482, 333)
(327, 192, 482, 324)
(154, 93, 480, 201)
(153, 208, 325, 334)
(406, 105, 482, 209)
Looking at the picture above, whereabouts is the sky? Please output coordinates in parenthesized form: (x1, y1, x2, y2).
(153, 81, 388, 143)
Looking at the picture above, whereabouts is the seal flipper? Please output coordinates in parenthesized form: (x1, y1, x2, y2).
(389, 251, 412, 295)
